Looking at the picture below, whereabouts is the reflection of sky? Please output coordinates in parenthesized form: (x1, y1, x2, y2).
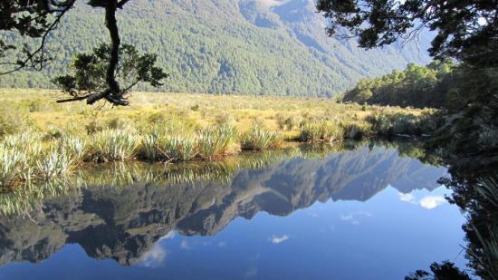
(0, 186, 466, 280)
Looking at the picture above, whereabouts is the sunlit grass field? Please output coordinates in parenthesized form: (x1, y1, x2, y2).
(0, 88, 433, 137)
(0, 88, 438, 189)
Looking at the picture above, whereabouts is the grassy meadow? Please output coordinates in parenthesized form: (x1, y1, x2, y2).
(0, 88, 438, 189)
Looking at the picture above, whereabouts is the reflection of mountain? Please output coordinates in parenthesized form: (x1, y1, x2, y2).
(0, 146, 445, 266)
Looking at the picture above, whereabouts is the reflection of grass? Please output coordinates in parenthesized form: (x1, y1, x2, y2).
(0, 141, 436, 215)
(0, 178, 80, 215)
(0, 144, 353, 215)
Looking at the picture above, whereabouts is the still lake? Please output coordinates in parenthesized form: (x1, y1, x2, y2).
(0, 143, 466, 279)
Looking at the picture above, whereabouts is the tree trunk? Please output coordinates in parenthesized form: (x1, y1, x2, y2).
(87, 0, 128, 106)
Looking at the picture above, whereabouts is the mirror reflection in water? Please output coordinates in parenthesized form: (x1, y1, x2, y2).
(0, 142, 466, 279)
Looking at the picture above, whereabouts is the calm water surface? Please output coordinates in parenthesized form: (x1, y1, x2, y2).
(0, 144, 466, 279)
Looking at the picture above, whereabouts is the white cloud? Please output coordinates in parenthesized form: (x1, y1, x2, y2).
(269, 234, 289, 244)
(419, 196, 447, 210)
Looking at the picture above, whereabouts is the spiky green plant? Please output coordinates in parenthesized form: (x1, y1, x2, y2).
(141, 132, 160, 160)
(197, 124, 237, 160)
(300, 122, 344, 143)
(0, 132, 44, 187)
(35, 149, 74, 180)
(91, 129, 140, 161)
(159, 136, 197, 162)
(57, 136, 86, 162)
(241, 125, 281, 150)
(0, 146, 27, 188)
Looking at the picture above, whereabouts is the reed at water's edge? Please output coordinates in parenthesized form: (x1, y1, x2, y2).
(0, 89, 440, 189)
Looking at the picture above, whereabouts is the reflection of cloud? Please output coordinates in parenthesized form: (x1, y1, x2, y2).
(340, 214, 359, 225)
(136, 231, 175, 267)
(245, 266, 258, 278)
(399, 193, 416, 203)
(181, 240, 190, 250)
(420, 196, 447, 210)
(269, 234, 289, 244)
(359, 211, 372, 217)
(339, 211, 372, 225)
(160, 231, 176, 241)
(218, 241, 227, 247)
(399, 192, 447, 210)
(138, 244, 167, 268)
(340, 214, 353, 221)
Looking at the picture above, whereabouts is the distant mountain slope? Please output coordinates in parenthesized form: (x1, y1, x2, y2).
(0, 0, 431, 96)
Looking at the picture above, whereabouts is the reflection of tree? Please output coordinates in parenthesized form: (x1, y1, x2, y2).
(407, 170, 498, 279)
(447, 174, 498, 279)
(0, 144, 444, 266)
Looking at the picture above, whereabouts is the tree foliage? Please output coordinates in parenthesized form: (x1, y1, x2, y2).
(0, 0, 75, 73)
(53, 44, 167, 97)
(316, 0, 498, 67)
(1, 0, 144, 106)
(342, 60, 455, 109)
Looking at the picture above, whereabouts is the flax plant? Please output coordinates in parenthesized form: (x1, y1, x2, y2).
(91, 129, 140, 161)
(197, 124, 238, 160)
(241, 125, 281, 150)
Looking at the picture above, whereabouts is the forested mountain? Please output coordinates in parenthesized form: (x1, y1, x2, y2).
(0, 0, 432, 96)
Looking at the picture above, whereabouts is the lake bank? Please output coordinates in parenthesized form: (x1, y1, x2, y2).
(0, 89, 439, 190)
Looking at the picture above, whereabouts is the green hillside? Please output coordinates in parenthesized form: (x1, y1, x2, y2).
(0, 0, 431, 96)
